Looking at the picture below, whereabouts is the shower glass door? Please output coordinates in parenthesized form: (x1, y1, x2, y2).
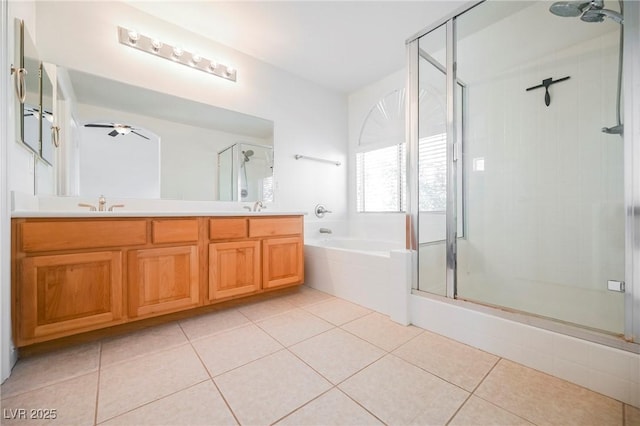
(416, 24, 448, 296)
(450, 1, 626, 334)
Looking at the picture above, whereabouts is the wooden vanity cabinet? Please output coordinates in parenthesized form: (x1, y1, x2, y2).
(249, 217, 304, 289)
(128, 219, 200, 319)
(12, 215, 304, 347)
(13, 219, 146, 346)
(208, 216, 304, 300)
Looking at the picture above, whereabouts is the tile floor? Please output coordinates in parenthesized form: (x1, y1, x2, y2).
(1, 286, 639, 426)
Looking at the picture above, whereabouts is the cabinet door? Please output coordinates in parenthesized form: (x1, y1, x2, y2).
(262, 237, 304, 289)
(209, 241, 261, 300)
(128, 246, 199, 318)
(19, 251, 123, 344)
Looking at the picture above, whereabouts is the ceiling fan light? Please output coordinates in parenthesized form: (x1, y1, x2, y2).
(115, 125, 131, 135)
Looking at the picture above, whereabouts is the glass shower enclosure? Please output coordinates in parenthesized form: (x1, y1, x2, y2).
(407, 0, 637, 343)
(217, 142, 274, 202)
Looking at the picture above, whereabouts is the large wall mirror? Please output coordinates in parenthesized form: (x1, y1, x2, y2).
(59, 68, 274, 202)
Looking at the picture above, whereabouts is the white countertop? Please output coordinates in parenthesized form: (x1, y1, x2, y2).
(11, 211, 307, 218)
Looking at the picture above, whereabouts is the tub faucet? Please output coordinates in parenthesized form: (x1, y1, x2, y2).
(319, 228, 332, 234)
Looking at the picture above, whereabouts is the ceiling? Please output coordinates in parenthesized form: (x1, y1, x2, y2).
(125, 1, 467, 94)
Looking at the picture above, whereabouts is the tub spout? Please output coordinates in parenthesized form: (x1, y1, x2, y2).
(319, 228, 332, 234)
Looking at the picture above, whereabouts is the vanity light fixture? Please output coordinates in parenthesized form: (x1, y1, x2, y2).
(117, 26, 237, 82)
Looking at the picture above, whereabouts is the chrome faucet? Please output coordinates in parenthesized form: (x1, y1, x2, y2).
(315, 204, 332, 218)
(78, 195, 125, 212)
(253, 201, 265, 212)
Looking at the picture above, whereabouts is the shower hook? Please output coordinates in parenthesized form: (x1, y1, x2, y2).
(526, 76, 570, 106)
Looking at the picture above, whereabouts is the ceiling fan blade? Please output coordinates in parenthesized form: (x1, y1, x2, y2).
(131, 130, 150, 140)
(85, 124, 115, 128)
(108, 130, 119, 137)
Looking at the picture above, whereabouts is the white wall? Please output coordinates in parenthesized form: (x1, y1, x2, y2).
(34, 1, 348, 217)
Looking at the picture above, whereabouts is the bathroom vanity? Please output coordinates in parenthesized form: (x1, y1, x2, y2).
(11, 213, 304, 347)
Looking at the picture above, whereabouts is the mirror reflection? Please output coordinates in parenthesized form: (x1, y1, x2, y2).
(62, 68, 274, 202)
(20, 21, 40, 154)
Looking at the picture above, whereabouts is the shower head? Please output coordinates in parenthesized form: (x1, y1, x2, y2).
(581, 8, 624, 24)
(549, 1, 590, 17)
(242, 149, 254, 162)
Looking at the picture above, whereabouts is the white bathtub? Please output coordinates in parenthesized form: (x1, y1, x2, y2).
(304, 238, 411, 324)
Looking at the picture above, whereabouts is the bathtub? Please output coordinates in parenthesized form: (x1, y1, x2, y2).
(304, 238, 412, 324)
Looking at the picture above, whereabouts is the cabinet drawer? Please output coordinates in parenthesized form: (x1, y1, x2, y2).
(209, 218, 248, 240)
(20, 220, 147, 252)
(249, 217, 303, 238)
(152, 219, 199, 244)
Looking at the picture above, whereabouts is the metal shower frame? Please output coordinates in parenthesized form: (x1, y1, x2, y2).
(405, 0, 639, 350)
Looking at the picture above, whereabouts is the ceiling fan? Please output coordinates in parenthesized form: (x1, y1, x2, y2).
(83, 123, 149, 140)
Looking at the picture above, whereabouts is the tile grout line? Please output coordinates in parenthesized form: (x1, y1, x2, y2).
(468, 358, 541, 426)
(93, 342, 103, 426)
(178, 320, 243, 426)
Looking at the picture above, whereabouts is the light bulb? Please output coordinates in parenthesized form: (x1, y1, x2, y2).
(127, 29, 140, 45)
(225, 66, 235, 76)
(209, 61, 217, 72)
(114, 125, 131, 135)
(191, 54, 202, 65)
(172, 46, 184, 59)
(150, 39, 163, 52)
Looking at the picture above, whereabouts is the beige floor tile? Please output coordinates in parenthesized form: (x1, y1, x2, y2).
(96, 344, 208, 423)
(449, 396, 534, 426)
(342, 312, 423, 351)
(100, 381, 237, 426)
(1, 373, 97, 426)
(256, 308, 334, 347)
(276, 388, 383, 426)
(215, 350, 332, 426)
(281, 286, 334, 307)
(626, 404, 640, 426)
(475, 359, 623, 426)
(1, 342, 100, 399)
(237, 297, 297, 322)
(393, 330, 498, 391)
(179, 308, 250, 341)
(290, 328, 385, 384)
(339, 354, 468, 425)
(303, 298, 371, 326)
(101, 323, 188, 367)
(192, 324, 283, 376)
